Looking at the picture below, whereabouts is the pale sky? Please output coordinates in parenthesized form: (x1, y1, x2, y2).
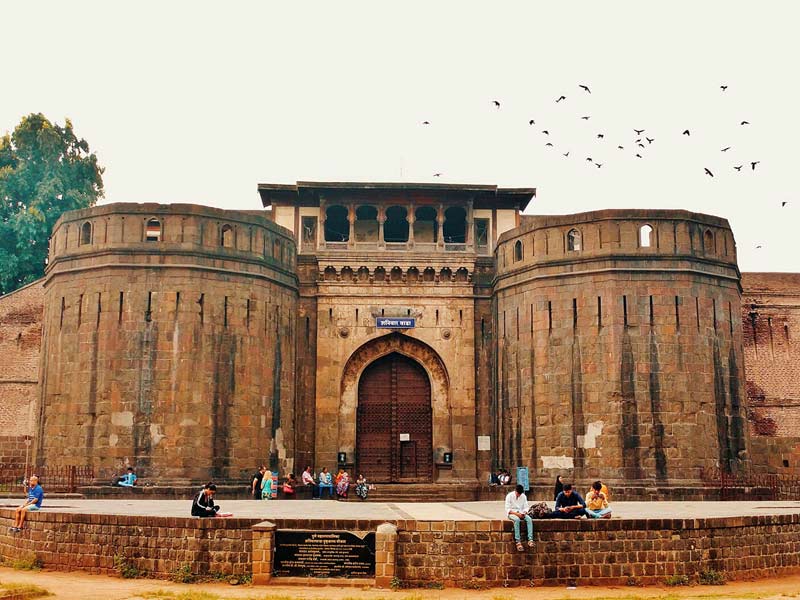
(2, 1, 798, 272)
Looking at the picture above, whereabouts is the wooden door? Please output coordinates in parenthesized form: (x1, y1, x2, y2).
(357, 353, 432, 482)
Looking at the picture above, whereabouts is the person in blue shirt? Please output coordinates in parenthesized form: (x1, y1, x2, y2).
(11, 474, 44, 532)
(548, 483, 588, 519)
(118, 467, 138, 487)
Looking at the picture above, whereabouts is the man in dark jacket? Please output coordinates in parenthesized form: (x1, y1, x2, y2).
(548, 483, 587, 519)
(191, 482, 220, 517)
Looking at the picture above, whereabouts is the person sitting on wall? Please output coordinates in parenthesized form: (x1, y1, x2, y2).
(548, 483, 588, 519)
(489, 471, 501, 486)
(191, 482, 220, 518)
(282, 473, 298, 499)
(585, 481, 612, 519)
(118, 467, 138, 488)
(498, 469, 512, 485)
(355, 473, 369, 500)
(336, 471, 350, 500)
(251, 465, 266, 500)
(505, 484, 534, 552)
(318, 467, 334, 499)
(10, 475, 44, 532)
(301, 465, 317, 498)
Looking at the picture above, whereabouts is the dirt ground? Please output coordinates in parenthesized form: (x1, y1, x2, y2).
(1, 567, 800, 600)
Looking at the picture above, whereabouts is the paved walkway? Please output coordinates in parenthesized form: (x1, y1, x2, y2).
(1, 498, 799, 520)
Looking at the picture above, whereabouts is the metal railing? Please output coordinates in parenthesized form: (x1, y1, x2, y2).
(0, 464, 94, 493)
(700, 466, 800, 500)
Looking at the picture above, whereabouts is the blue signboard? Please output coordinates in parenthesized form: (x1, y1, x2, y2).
(376, 317, 416, 329)
(516, 466, 530, 492)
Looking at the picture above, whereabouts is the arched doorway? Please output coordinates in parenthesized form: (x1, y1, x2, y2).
(357, 352, 433, 482)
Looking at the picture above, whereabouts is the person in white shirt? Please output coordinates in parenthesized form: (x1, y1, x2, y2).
(301, 466, 316, 498)
(505, 484, 534, 551)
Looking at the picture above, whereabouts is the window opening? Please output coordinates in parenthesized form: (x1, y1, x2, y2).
(221, 224, 233, 248)
(567, 228, 582, 251)
(384, 206, 409, 243)
(414, 206, 438, 243)
(475, 218, 490, 253)
(145, 218, 161, 242)
(301, 216, 318, 250)
(514, 240, 523, 262)
(639, 224, 653, 247)
(324, 205, 349, 242)
(80, 222, 92, 245)
(443, 206, 466, 244)
(354, 205, 378, 242)
(703, 230, 715, 254)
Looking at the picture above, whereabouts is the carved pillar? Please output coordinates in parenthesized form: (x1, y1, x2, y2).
(465, 198, 474, 248)
(378, 207, 386, 249)
(437, 204, 445, 250)
(347, 203, 355, 248)
(318, 201, 326, 250)
(407, 204, 415, 248)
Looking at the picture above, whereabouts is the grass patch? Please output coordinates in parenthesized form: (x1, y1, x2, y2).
(113, 554, 146, 579)
(0, 582, 52, 598)
(698, 569, 726, 586)
(664, 574, 691, 587)
(5, 554, 43, 571)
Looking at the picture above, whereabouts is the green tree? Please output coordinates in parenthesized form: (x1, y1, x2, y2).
(0, 113, 104, 294)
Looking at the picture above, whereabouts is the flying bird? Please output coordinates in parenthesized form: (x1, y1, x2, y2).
(542, 130, 549, 135)
(597, 134, 604, 139)
(579, 84, 591, 94)
(704, 168, 714, 177)
(528, 119, 535, 125)
(721, 147, 731, 152)
(563, 152, 570, 157)
(545, 142, 553, 147)
(617, 145, 624, 150)
(634, 129, 645, 135)
(682, 129, 690, 136)
(646, 137, 654, 144)
(637, 143, 645, 148)
(741, 120, 750, 125)
(782, 201, 789, 207)
(581, 115, 591, 120)
(756, 245, 763, 249)
(720, 85, 728, 91)
(751, 161, 760, 170)
(556, 95, 566, 103)
(635, 139, 642, 143)
(433, 173, 442, 177)
(586, 157, 593, 162)
(595, 163, 603, 168)
(734, 165, 743, 171)
(635, 153, 643, 158)
(422, 121, 430, 125)
(493, 100, 501, 108)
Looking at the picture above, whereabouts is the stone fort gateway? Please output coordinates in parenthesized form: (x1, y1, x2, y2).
(1, 181, 799, 495)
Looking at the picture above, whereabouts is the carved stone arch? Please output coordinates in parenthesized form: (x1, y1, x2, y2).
(338, 332, 452, 463)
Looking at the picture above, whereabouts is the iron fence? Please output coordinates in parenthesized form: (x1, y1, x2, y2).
(0, 463, 94, 493)
(701, 466, 800, 500)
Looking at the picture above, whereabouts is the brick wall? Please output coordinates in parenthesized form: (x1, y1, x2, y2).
(0, 280, 43, 463)
(742, 273, 800, 474)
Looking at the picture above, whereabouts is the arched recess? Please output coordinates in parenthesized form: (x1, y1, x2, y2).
(339, 333, 452, 471)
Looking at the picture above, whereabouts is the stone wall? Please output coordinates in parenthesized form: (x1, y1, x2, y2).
(36, 204, 298, 482)
(493, 210, 748, 486)
(0, 280, 43, 462)
(742, 273, 800, 474)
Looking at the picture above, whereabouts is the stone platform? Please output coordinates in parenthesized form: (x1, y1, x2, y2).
(0, 499, 799, 588)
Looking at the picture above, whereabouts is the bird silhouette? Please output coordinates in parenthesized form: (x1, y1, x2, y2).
(734, 165, 743, 171)
(563, 152, 570, 157)
(595, 163, 603, 168)
(556, 95, 566, 103)
(721, 147, 731, 152)
(646, 137, 654, 144)
(586, 157, 593, 162)
(704, 168, 714, 177)
(433, 173, 442, 177)
(542, 130, 549, 135)
(529, 119, 535, 125)
(756, 245, 763, 249)
(581, 116, 591, 120)
(422, 121, 430, 125)
(597, 134, 604, 139)
(637, 143, 645, 148)
(741, 121, 750, 125)
(635, 153, 643, 158)
(579, 84, 591, 94)
(634, 129, 645, 135)
(545, 142, 553, 147)
(493, 100, 501, 108)
(721, 85, 728, 91)
(782, 201, 789, 207)
(751, 161, 760, 170)
(682, 130, 690, 136)
(635, 139, 642, 143)
(617, 145, 624, 150)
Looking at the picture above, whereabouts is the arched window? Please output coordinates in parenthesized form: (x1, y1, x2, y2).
(80, 222, 92, 245)
(514, 240, 523, 262)
(145, 218, 162, 242)
(704, 230, 715, 254)
(324, 205, 349, 242)
(414, 206, 438, 243)
(354, 205, 378, 242)
(384, 206, 409, 243)
(221, 224, 233, 248)
(639, 224, 653, 248)
(443, 207, 466, 244)
(390, 266, 403, 282)
(567, 228, 582, 252)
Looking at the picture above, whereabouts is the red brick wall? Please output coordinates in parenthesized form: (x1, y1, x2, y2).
(0, 280, 43, 462)
(742, 273, 800, 474)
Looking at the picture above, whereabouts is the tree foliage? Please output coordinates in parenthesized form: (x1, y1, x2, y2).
(0, 113, 104, 294)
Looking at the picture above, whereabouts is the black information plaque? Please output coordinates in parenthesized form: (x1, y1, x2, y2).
(273, 529, 376, 578)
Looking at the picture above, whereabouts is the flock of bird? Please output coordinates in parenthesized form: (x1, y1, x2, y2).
(420, 85, 792, 248)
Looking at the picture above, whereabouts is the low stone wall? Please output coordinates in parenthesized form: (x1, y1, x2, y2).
(0, 509, 259, 578)
(1, 510, 799, 587)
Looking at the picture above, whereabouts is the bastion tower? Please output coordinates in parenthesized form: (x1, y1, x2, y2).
(36, 204, 298, 481)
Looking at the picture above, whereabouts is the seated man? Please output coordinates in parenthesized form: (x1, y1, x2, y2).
(549, 483, 588, 519)
(585, 481, 612, 518)
(10, 475, 44, 532)
(301, 465, 317, 498)
(318, 467, 334, 499)
(118, 467, 137, 488)
(505, 484, 534, 551)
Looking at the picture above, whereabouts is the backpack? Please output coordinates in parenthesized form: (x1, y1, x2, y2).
(528, 502, 550, 519)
